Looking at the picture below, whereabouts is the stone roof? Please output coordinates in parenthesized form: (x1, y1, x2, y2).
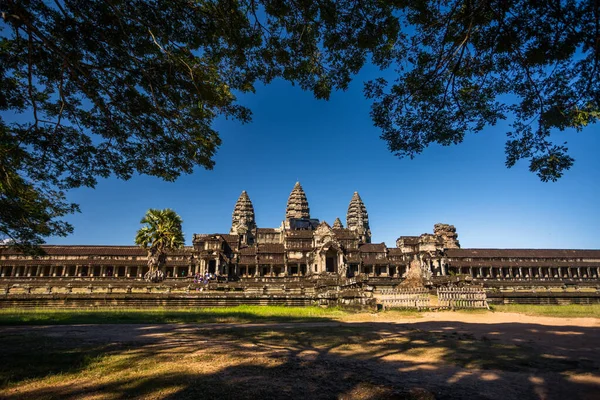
(361, 257, 390, 265)
(256, 228, 278, 233)
(0, 259, 148, 266)
(359, 243, 387, 253)
(448, 260, 600, 267)
(0, 245, 193, 256)
(286, 230, 314, 238)
(218, 235, 240, 250)
(239, 247, 257, 255)
(333, 229, 357, 240)
(387, 248, 404, 255)
(446, 248, 600, 259)
(257, 243, 285, 253)
(286, 182, 310, 220)
(346, 253, 362, 262)
(239, 256, 257, 264)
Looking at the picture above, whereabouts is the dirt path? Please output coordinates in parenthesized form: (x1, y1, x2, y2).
(2, 311, 598, 348)
(1, 312, 599, 400)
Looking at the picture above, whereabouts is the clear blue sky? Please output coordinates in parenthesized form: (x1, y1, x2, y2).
(42, 65, 600, 250)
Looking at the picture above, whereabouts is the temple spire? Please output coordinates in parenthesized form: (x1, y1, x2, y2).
(346, 191, 371, 243)
(332, 217, 343, 229)
(285, 182, 310, 220)
(230, 191, 256, 242)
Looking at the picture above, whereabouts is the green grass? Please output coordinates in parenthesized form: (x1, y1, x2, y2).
(0, 305, 349, 325)
(1, 303, 599, 326)
(492, 303, 600, 318)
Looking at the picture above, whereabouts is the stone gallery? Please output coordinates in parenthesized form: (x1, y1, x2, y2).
(1, 182, 599, 284)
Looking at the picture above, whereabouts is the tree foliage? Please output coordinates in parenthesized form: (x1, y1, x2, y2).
(0, 0, 399, 248)
(135, 208, 184, 270)
(365, 0, 599, 182)
(1, 0, 597, 249)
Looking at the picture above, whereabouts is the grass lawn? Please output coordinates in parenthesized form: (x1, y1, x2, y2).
(491, 303, 600, 318)
(0, 304, 598, 326)
(0, 305, 349, 325)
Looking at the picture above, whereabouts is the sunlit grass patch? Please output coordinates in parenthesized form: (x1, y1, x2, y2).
(0, 305, 349, 325)
(491, 304, 600, 318)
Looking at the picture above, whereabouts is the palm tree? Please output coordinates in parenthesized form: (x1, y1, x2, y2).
(135, 209, 185, 279)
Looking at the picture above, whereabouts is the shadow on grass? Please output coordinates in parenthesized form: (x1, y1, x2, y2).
(0, 334, 116, 388)
(0, 318, 599, 399)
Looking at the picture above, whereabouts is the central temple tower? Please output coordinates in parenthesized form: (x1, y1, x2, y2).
(286, 182, 310, 220)
(284, 182, 319, 230)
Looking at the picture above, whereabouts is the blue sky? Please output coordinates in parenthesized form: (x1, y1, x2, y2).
(39, 66, 599, 249)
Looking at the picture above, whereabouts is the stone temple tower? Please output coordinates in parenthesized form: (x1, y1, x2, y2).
(346, 192, 371, 243)
(284, 182, 316, 230)
(332, 217, 344, 229)
(286, 182, 310, 220)
(230, 190, 256, 244)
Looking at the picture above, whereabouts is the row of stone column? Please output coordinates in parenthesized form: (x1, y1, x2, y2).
(0, 264, 207, 279)
(353, 264, 408, 277)
(233, 263, 410, 278)
(237, 263, 308, 277)
(0, 264, 149, 278)
(450, 265, 600, 279)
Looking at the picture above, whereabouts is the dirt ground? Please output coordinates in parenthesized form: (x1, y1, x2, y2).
(0, 312, 598, 400)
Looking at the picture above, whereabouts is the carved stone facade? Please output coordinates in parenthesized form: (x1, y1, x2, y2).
(434, 223, 460, 249)
(1, 182, 599, 282)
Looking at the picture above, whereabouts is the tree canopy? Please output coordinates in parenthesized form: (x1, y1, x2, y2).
(365, 0, 599, 182)
(1, 0, 597, 249)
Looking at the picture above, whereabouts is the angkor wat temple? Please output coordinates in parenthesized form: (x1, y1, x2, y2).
(1, 182, 599, 283)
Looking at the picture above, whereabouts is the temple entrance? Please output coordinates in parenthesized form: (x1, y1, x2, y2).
(348, 264, 359, 277)
(226, 265, 235, 278)
(208, 260, 216, 274)
(325, 248, 338, 273)
(326, 257, 334, 272)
